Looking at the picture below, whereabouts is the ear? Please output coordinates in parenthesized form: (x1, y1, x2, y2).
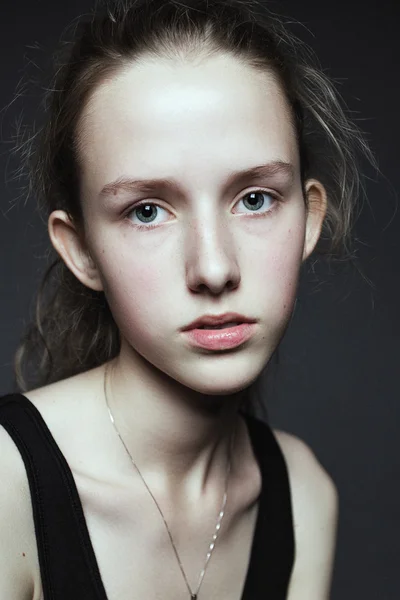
(48, 210, 104, 292)
(302, 179, 328, 262)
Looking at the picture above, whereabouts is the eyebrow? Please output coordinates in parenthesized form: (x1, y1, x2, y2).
(99, 160, 295, 199)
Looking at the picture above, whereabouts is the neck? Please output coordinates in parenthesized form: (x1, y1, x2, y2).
(102, 350, 248, 504)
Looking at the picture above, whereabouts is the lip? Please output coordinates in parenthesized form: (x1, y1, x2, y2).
(181, 312, 256, 331)
(183, 323, 256, 351)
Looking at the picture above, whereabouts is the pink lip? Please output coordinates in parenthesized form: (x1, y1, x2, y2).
(182, 323, 256, 351)
(182, 312, 256, 331)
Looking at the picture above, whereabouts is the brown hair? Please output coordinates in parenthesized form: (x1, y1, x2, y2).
(10, 0, 377, 416)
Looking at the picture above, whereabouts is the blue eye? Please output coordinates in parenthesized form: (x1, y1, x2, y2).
(238, 190, 277, 213)
(131, 203, 162, 226)
(125, 203, 169, 230)
(127, 188, 280, 231)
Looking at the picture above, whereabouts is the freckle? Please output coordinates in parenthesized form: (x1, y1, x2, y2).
(22, 552, 26, 557)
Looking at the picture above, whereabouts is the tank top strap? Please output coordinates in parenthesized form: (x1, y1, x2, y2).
(0, 393, 108, 600)
(239, 411, 295, 599)
(0, 393, 294, 599)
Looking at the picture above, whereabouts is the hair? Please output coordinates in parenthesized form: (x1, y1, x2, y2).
(9, 0, 377, 418)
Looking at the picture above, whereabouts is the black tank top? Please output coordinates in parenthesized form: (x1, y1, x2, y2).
(0, 393, 295, 599)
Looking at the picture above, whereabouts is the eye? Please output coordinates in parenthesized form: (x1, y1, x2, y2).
(126, 203, 169, 230)
(126, 189, 280, 230)
(235, 190, 279, 215)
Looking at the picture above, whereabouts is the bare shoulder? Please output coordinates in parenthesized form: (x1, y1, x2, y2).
(272, 429, 339, 600)
(0, 424, 37, 599)
(273, 428, 338, 493)
(21, 365, 121, 489)
(0, 365, 110, 600)
(23, 363, 103, 409)
(22, 365, 106, 456)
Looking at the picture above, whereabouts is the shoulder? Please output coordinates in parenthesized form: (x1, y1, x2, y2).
(272, 429, 338, 533)
(273, 428, 338, 496)
(0, 421, 37, 598)
(273, 429, 339, 599)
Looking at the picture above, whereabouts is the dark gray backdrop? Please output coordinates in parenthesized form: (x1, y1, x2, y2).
(1, 0, 399, 598)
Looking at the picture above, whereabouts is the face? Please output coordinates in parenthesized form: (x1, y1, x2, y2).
(71, 53, 320, 396)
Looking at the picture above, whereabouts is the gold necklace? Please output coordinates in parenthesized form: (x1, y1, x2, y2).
(103, 361, 236, 599)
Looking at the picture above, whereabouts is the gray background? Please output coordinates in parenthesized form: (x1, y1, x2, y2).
(1, 0, 399, 597)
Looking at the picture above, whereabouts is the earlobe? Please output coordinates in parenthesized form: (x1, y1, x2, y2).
(48, 210, 104, 292)
(302, 179, 328, 262)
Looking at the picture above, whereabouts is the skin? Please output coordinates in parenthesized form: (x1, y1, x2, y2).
(50, 53, 327, 493)
(0, 52, 338, 599)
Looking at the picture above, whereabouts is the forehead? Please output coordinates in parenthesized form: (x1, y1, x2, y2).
(78, 53, 299, 197)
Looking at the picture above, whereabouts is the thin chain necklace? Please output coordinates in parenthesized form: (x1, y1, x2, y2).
(103, 361, 236, 599)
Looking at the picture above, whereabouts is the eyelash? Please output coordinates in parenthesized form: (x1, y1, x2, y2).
(125, 189, 281, 231)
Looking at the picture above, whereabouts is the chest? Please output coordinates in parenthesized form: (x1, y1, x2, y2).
(31, 472, 260, 600)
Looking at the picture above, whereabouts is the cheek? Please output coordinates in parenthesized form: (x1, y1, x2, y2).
(98, 250, 174, 337)
(256, 222, 304, 321)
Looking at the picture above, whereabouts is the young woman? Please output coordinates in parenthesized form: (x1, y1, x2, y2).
(0, 0, 376, 598)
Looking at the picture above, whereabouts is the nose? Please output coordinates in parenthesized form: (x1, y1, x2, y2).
(185, 215, 241, 295)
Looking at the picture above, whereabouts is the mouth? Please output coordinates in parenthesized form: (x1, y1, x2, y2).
(183, 313, 256, 331)
(182, 321, 256, 350)
(196, 322, 241, 330)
